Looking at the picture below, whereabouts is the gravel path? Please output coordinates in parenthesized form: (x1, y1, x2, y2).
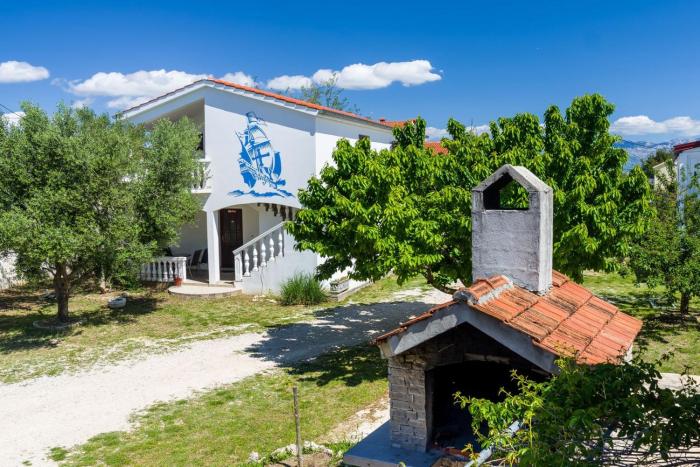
(0, 288, 449, 465)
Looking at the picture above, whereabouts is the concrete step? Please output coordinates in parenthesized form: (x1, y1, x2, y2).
(168, 284, 242, 299)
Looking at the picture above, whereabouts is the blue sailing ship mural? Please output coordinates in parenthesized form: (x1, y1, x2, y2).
(229, 112, 293, 198)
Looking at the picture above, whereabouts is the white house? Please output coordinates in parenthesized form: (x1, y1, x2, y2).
(121, 78, 395, 295)
(673, 140, 700, 189)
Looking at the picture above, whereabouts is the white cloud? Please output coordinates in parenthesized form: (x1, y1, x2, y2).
(472, 124, 490, 135)
(0, 61, 49, 83)
(69, 69, 208, 98)
(219, 71, 256, 87)
(66, 69, 259, 110)
(611, 115, 700, 137)
(1, 111, 25, 125)
(267, 60, 441, 91)
(266, 74, 313, 91)
(425, 124, 489, 141)
(106, 96, 151, 110)
(71, 97, 93, 109)
(425, 126, 449, 140)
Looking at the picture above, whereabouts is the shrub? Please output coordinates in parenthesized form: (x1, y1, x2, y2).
(280, 273, 327, 305)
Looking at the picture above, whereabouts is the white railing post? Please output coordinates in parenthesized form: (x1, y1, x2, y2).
(260, 241, 267, 268)
(176, 257, 186, 280)
(278, 230, 284, 257)
(268, 236, 275, 262)
(252, 245, 259, 272)
(244, 250, 251, 277)
(234, 252, 243, 281)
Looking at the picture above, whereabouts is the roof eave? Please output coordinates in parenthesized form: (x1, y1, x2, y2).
(317, 109, 396, 131)
(377, 301, 560, 374)
(117, 79, 395, 132)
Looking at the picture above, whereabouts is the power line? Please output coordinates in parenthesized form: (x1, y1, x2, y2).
(0, 103, 22, 119)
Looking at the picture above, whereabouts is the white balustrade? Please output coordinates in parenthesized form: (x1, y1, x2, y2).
(232, 223, 286, 281)
(192, 160, 211, 192)
(139, 256, 187, 283)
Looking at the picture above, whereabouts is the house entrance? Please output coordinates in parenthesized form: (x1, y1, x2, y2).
(220, 208, 243, 269)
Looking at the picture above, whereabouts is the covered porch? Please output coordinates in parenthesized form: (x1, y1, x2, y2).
(140, 202, 297, 294)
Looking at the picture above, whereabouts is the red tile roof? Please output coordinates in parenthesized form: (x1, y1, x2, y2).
(424, 141, 448, 155)
(673, 140, 700, 154)
(121, 78, 395, 129)
(375, 270, 642, 365)
(378, 119, 413, 128)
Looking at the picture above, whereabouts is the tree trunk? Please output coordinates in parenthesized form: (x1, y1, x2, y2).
(680, 292, 691, 319)
(54, 265, 71, 323)
(423, 269, 459, 295)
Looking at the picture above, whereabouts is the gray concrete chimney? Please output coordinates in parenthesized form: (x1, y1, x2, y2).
(471, 164, 553, 294)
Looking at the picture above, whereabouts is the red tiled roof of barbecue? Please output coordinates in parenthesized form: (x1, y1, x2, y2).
(121, 78, 395, 128)
(424, 141, 448, 154)
(375, 271, 642, 365)
(673, 140, 700, 154)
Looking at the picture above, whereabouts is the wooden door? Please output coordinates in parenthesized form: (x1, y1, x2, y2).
(220, 209, 243, 269)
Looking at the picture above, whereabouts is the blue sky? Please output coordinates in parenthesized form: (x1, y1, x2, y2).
(1, 0, 699, 142)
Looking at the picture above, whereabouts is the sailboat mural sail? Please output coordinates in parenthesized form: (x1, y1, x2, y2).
(229, 112, 293, 198)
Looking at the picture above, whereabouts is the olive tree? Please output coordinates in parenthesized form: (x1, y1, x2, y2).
(0, 103, 200, 322)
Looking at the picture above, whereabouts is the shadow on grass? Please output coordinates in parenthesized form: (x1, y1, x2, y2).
(287, 344, 387, 387)
(245, 298, 440, 387)
(0, 288, 163, 353)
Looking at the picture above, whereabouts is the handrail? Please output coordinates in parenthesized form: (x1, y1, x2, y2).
(233, 222, 286, 255)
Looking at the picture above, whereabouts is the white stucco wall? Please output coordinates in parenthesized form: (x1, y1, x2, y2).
(677, 148, 700, 188)
(201, 87, 317, 212)
(124, 82, 395, 286)
(173, 210, 208, 256)
(314, 116, 393, 174)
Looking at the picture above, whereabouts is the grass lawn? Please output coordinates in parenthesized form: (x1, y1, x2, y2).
(582, 271, 700, 374)
(53, 345, 387, 466)
(0, 275, 429, 383)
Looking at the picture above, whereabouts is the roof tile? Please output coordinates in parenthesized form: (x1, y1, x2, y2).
(375, 269, 642, 366)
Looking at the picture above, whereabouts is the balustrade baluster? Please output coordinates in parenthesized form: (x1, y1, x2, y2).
(260, 241, 267, 268)
(234, 252, 243, 280)
(252, 244, 259, 271)
(277, 230, 284, 257)
(244, 250, 251, 276)
(268, 235, 275, 261)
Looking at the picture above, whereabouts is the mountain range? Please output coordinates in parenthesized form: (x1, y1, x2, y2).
(615, 138, 696, 170)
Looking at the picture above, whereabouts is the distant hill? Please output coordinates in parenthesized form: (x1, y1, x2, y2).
(615, 138, 696, 171)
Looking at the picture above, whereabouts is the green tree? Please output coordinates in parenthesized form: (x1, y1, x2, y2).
(297, 75, 360, 113)
(0, 103, 200, 322)
(455, 356, 700, 466)
(629, 161, 700, 316)
(288, 94, 651, 293)
(641, 148, 674, 179)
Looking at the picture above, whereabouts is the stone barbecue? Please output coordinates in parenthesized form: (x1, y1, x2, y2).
(344, 165, 642, 467)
